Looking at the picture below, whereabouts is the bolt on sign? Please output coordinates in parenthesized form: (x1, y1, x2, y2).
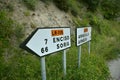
(21, 27, 71, 57)
(76, 27, 91, 46)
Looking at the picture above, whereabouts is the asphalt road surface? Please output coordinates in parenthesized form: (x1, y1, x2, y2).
(108, 58, 120, 80)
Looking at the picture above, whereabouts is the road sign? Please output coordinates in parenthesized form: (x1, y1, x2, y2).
(23, 27, 71, 57)
(76, 27, 91, 46)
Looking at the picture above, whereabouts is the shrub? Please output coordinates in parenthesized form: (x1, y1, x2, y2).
(101, 0, 120, 19)
(41, 0, 53, 3)
(89, 16, 112, 35)
(72, 17, 89, 27)
(23, 10, 30, 16)
(79, 54, 110, 80)
(80, 0, 100, 12)
(53, 0, 69, 12)
(0, 10, 24, 52)
(0, 11, 14, 48)
(0, 11, 25, 79)
(22, 0, 38, 10)
(53, 0, 80, 16)
(6, 3, 14, 12)
(0, 1, 14, 12)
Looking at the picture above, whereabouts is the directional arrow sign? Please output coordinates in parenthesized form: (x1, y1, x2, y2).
(21, 27, 71, 57)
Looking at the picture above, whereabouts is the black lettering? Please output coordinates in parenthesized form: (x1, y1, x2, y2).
(45, 47, 48, 52)
(44, 39, 48, 44)
(56, 37, 60, 42)
(67, 42, 69, 46)
(67, 36, 69, 40)
(78, 33, 89, 39)
(41, 47, 49, 53)
(56, 41, 70, 49)
(64, 42, 67, 47)
(60, 43, 63, 48)
(41, 48, 44, 53)
(60, 37, 63, 41)
(57, 44, 59, 49)
(78, 38, 87, 44)
(53, 38, 55, 43)
(53, 36, 70, 43)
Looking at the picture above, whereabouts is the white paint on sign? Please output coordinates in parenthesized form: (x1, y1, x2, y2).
(26, 28, 71, 57)
(76, 27, 91, 46)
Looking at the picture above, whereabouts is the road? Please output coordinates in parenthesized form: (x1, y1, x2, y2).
(108, 58, 120, 80)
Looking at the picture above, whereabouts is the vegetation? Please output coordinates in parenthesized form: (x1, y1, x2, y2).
(101, 0, 120, 19)
(22, 0, 38, 10)
(0, 0, 120, 80)
(53, 0, 80, 16)
(0, 1, 14, 12)
(0, 10, 25, 79)
(42, 0, 120, 19)
(79, 0, 100, 12)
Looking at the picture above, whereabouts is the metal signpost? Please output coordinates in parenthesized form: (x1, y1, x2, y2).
(41, 57, 46, 80)
(21, 27, 71, 80)
(88, 41, 91, 54)
(76, 27, 91, 67)
(63, 50, 66, 76)
(78, 46, 81, 68)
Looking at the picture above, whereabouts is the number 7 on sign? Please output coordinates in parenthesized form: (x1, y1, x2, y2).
(44, 39, 48, 45)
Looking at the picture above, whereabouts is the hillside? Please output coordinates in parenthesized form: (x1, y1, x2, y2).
(1, 0, 74, 35)
(0, 0, 120, 80)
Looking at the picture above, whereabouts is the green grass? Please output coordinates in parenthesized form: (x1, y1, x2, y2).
(0, 46, 110, 80)
(51, 0, 81, 16)
(0, 11, 25, 79)
(90, 18, 120, 60)
(0, 1, 14, 12)
(22, 0, 38, 10)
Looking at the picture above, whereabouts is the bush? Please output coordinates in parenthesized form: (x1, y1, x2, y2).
(79, 54, 110, 80)
(0, 11, 24, 48)
(72, 17, 89, 27)
(89, 16, 112, 35)
(80, 0, 100, 12)
(53, 0, 80, 16)
(0, 11, 14, 48)
(0, 11, 25, 79)
(66, 47, 110, 80)
(101, 0, 120, 19)
(0, 1, 14, 12)
(41, 0, 53, 3)
(53, 0, 69, 12)
(22, 0, 38, 10)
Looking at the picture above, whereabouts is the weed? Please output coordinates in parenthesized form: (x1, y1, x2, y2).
(72, 17, 89, 27)
(23, 10, 30, 16)
(53, 0, 80, 16)
(22, 0, 38, 10)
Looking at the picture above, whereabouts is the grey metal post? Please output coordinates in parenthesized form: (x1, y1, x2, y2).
(88, 41, 91, 54)
(63, 50, 66, 76)
(41, 57, 46, 80)
(78, 46, 81, 68)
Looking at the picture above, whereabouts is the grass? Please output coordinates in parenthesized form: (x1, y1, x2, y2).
(51, 0, 81, 16)
(90, 17, 120, 60)
(0, 1, 14, 12)
(0, 10, 25, 79)
(0, 46, 110, 80)
(22, 0, 38, 10)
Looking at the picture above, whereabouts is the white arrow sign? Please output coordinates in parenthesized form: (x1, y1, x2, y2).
(25, 27, 71, 57)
